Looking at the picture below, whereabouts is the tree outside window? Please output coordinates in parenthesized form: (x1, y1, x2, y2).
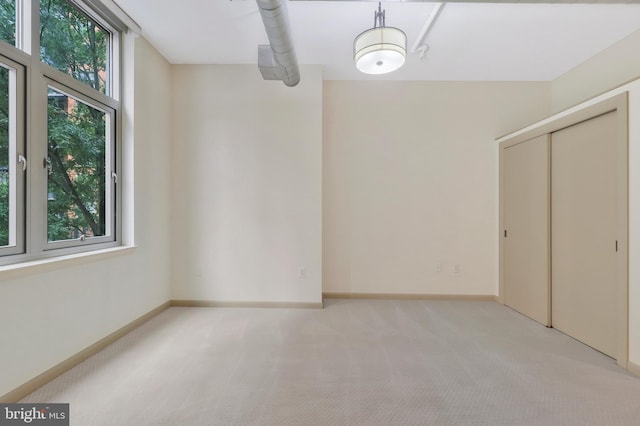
(40, 0, 111, 242)
(0, 0, 16, 47)
(0, 66, 9, 246)
(0, 0, 119, 257)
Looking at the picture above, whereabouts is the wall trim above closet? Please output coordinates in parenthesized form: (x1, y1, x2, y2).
(497, 92, 627, 146)
(497, 92, 628, 369)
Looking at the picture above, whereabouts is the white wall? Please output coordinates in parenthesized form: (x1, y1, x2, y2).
(323, 81, 551, 296)
(0, 36, 173, 398)
(170, 65, 323, 305)
(552, 28, 640, 113)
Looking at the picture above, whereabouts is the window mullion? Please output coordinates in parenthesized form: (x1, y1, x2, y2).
(14, 59, 26, 255)
(28, 0, 38, 57)
(27, 67, 49, 256)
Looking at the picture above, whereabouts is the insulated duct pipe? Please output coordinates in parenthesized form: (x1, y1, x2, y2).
(256, 0, 301, 87)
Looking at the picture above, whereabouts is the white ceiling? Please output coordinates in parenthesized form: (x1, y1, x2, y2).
(113, 0, 640, 81)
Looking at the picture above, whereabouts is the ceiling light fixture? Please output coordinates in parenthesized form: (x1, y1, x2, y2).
(354, 2, 407, 75)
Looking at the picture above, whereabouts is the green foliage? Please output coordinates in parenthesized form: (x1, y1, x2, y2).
(40, 0, 109, 242)
(0, 0, 109, 245)
(0, 65, 8, 246)
(47, 93, 106, 241)
(0, 180, 8, 246)
(1, 0, 15, 246)
(0, 0, 16, 46)
(40, 0, 107, 93)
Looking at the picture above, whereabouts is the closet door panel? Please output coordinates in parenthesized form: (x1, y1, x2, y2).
(551, 111, 617, 358)
(503, 135, 550, 326)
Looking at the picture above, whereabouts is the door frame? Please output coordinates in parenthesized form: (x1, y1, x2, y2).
(498, 92, 628, 369)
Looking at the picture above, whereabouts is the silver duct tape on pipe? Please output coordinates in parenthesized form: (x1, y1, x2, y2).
(256, 0, 301, 87)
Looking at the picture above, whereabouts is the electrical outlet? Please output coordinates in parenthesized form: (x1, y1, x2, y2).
(298, 267, 307, 279)
(454, 264, 461, 273)
(436, 263, 442, 273)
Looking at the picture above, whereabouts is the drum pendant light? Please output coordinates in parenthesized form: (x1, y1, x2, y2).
(354, 2, 407, 75)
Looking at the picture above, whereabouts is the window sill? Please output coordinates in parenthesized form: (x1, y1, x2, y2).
(0, 246, 137, 281)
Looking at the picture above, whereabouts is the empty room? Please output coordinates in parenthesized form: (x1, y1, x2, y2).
(1, 0, 640, 424)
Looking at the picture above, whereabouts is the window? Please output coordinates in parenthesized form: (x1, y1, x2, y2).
(46, 87, 114, 245)
(40, 0, 109, 94)
(0, 0, 123, 264)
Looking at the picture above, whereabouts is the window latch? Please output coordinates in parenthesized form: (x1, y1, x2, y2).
(112, 171, 118, 184)
(18, 154, 27, 172)
(44, 157, 52, 174)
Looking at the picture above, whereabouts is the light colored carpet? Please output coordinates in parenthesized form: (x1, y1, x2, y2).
(21, 299, 640, 425)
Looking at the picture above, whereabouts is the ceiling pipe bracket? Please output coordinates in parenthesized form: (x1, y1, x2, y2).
(411, 1, 445, 58)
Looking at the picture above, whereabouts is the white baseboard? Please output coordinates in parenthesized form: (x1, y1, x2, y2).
(171, 299, 324, 309)
(0, 301, 170, 403)
(322, 292, 498, 302)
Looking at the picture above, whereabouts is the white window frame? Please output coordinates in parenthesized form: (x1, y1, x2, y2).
(0, 55, 26, 256)
(0, 0, 124, 265)
(43, 80, 117, 250)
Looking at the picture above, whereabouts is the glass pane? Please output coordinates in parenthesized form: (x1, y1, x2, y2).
(47, 87, 107, 242)
(0, 0, 16, 47)
(40, 0, 109, 94)
(0, 66, 9, 246)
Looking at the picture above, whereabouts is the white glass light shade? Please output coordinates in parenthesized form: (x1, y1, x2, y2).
(354, 26, 407, 75)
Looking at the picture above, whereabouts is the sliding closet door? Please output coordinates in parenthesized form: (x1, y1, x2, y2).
(551, 111, 617, 358)
(503, 135, 549, 326)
